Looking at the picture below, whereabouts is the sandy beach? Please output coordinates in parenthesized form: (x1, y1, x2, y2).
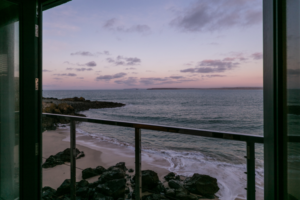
(42, 128, 171, 187)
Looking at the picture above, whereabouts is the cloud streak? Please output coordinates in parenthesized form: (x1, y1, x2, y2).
(106, 56, 141, 66)
(103, 18, 151, 34)
(70, 51, 110, 56)
(170, 0, 262, 32)
(53, 73, 77, 77)
(96, 72, 127, 81)
(181, 59, 239, 73)
(64, 61, 97, 67)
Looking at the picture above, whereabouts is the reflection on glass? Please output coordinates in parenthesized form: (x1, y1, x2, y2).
(0, 0, 19, 199)
(287, 0, 300, 199)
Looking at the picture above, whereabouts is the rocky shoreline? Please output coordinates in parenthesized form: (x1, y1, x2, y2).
(42, 97, 125, 130)
(42, 149, 220, 200)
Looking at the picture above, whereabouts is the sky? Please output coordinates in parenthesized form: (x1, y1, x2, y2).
(43, 0, 263, 90)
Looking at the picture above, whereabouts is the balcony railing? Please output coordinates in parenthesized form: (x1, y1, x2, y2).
(43, 113, 264, 200)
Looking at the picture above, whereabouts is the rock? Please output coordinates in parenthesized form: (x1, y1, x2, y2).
(133, 170, 159, 192)
(164, 172, 176, 181)
(142, 194, 168, 200)
(184, 173, 219, 196)
(56, 179, 71, 196)
(107, 162, 128, 172)
(57, 103, 74, 114)
(76, 187, 89, 198)
(176, 192, 198, 200)
(98, 167, 125, 183)
(168, 180, 183, 189)
(77, 180, 89, 188)
(96, 178, 126, 199)
(82, 168, 98, 179)
(82, 166, 105, 179)
(53, 109, 61, 114)
(42, 186, 57, 200)
(165, 188, 176, 199)
(141, 170, 159, 190)
(42, 148, 83, 168)
(96, 166, 106, 174)
(42, 155, 64, 168)
(77, 151, 85, 159)
(128, 169, 134, 173)
(42, 117, 57, 130)
(89, 180, 101, 188)
(151, 181, 166, 194)
(93, 192, 114, 200)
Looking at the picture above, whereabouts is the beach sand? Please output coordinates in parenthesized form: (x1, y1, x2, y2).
(42, 128, 221, 200)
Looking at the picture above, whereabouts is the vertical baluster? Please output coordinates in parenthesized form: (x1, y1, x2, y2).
(70, 120, 76, 200)
(246, 141, 255, 200)
(135, 128, 142, 200)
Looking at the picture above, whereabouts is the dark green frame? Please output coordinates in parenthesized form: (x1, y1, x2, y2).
(18, 1, 70, 199)
(263, 0, 288, 199)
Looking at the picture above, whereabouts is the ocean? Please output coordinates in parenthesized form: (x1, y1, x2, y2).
(43, 89, 265, 200)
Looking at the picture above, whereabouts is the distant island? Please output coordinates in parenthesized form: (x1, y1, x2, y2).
(147, 87, 263, 90)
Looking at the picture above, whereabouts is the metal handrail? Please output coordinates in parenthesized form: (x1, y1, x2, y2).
(43, 113, 264, 143)
(42, 113, 264, 200)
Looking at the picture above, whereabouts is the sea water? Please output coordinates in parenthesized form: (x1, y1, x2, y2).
(43, 89, 264, 200)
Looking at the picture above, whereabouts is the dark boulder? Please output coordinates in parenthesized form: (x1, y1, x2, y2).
(93, 192, 114, 200)
(151, 181, 166, 194)
(82, 166, 106, 179)
(98, 167, 125, 183)
(133, 170, 159, 191)
(42, 186, 57, 200)
(168, 180, 183, 189)
(56, 179, 71, 196)
(176, 191, 198, 200)
(142, 194, 168, 200)
(165, 188, 176, 199)
(96, 166, 106, 174)
(82, 168, 98, 179)
(42, 148, 84, 168)
(128, 168, 134, 173)
(164, 172, 176, 181)
(184, 173, 219, 196)
(76, 187, 89, 198)
(107, 162, 128, 172)
(42, 155, 64, 168)
(96, 178, 126, 199)
(77, 180, 89, 188)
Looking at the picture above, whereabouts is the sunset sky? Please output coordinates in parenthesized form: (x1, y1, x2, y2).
(43, 0, 263, 90)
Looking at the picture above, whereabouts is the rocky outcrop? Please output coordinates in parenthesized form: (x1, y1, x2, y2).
(42, 161, 220, 200)
(42, 96, 125, 130)
(42, 148, 84, 168)
(43, 96, 125, 113)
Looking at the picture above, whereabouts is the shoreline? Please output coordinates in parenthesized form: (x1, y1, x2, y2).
(42, 128, 171, 191)
(43, 128, 222, 200)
